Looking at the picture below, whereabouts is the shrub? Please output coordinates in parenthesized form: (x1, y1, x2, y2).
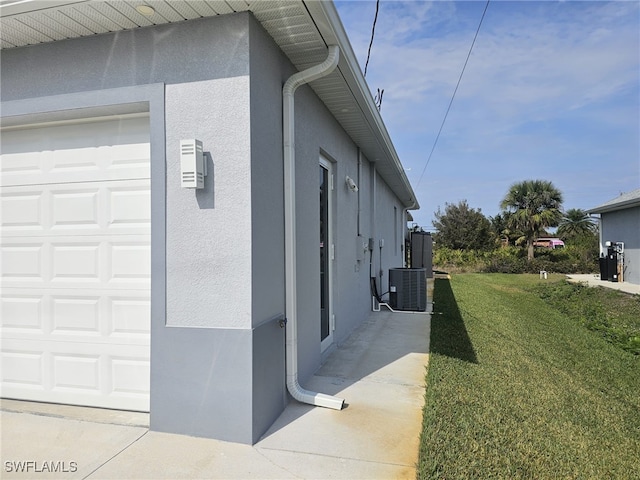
(433, 245, 598, 274)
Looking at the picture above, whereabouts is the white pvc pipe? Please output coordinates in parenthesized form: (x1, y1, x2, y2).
(283, 45, 344, 410)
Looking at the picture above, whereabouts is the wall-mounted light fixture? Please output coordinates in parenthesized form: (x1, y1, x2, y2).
(180, 139, 205, 189)
(345, 175, 358, 192)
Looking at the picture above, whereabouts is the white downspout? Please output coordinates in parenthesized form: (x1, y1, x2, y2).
(357, 149, 362, 236)
(283, 45, 344, 410)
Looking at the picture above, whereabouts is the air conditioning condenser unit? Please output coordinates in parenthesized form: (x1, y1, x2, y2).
(389, 268, 426, 312)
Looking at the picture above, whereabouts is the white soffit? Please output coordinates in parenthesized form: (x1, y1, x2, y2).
(0, 0, 418, 209)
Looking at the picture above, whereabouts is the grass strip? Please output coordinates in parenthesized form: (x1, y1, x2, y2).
(531, 280, 640, 354)
(418, 274, 640, 479)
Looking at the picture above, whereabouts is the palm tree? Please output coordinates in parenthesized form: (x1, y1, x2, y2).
(500, 180, 563, 261)
(557, 208, 596, 240)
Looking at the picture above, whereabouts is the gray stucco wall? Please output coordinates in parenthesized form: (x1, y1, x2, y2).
(2, 13, 267, 444)
(165, 76, 253, 329)
(294, 79, 402, 381)
(247, 17, 289, 330)
(246, 16, 291, 436)
(600, 207, 640, 285)
(0, 15, 249, 99)
(1, 10, 411, 443)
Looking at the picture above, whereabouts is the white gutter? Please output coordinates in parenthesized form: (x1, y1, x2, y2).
(283, 45, 344, 410)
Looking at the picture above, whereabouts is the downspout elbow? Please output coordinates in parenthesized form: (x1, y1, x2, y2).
(283, 45, 340, 97)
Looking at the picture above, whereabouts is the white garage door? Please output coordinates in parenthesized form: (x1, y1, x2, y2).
(0, 115, 151, 411)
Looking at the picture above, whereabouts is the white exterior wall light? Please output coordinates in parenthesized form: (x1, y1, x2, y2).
(180, 139, 205, 189)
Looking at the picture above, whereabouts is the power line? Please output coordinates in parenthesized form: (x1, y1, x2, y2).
(363, 0, 380, 78)
(416, 0, 491, 188)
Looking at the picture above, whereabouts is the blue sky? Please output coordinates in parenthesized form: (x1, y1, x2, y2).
(334, 0, 640, 230)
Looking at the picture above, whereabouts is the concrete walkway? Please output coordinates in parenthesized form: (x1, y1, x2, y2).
(1, 301, 431, 479)
(566, 274, 640, 295)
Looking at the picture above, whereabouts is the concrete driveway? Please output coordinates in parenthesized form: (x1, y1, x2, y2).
(1, 306, 431, 479)
(566, 274, 640, 295)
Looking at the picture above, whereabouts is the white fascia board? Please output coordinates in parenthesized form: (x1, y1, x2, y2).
(588, 189, 640, 214)
(589, 200, 640, 214)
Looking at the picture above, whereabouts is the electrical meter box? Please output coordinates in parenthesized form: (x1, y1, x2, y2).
(180, 139, 205, 189)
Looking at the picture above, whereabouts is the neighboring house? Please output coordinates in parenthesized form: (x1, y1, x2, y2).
(0, 1, 419, 444)
(588, 188, 640, 286)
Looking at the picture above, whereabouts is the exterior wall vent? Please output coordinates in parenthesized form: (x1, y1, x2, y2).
(389, 268, 427, 311)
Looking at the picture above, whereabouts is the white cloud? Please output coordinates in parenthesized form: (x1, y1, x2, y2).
(335, 0, 639, 227)
(366, 3, 637, 120)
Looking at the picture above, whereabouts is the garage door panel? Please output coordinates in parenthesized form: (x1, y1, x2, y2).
(0, 191, 44, 231)
(2, 288, 150, 342)
(46, 142, 150, 184)
(1, 349, 44, 387)
(0, 117, 150, 187)
(108, 242, 151, 283)
(51, 296, 101, 334)
(112, 358, 150, 395)
(1, 339, 150, 411)
(0, 244, 44, 280)
(1, 180, 150, 237)
(52, 243, 101, 281)
(1, 235, 150, 290)
(51, 188, 100, 228)
(53, 353, 101, 391)
(0, 154, 150, 186)
(0, 151, 43, 183)
(0, 115, 150, 411)
(1, 295, 44, 331)
(108, 184, 151, 229)
(2, 342, 150, 380)
(110, 297, 151, 336)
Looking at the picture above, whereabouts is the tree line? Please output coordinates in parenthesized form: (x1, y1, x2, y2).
(428, 179, 598, 274)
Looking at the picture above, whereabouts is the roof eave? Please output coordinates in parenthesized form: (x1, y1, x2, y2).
(304, 1, 419, 210)
(588, 199, 640, 214)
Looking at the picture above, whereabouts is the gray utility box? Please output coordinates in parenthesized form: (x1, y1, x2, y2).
(389, 268, 427, 312)
(410, 231, 433, 278)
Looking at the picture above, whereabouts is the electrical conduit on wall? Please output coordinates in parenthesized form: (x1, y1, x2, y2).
(283, 45, 344, 410)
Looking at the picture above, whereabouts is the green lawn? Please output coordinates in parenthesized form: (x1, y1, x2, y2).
(418, 274, 640, 479)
